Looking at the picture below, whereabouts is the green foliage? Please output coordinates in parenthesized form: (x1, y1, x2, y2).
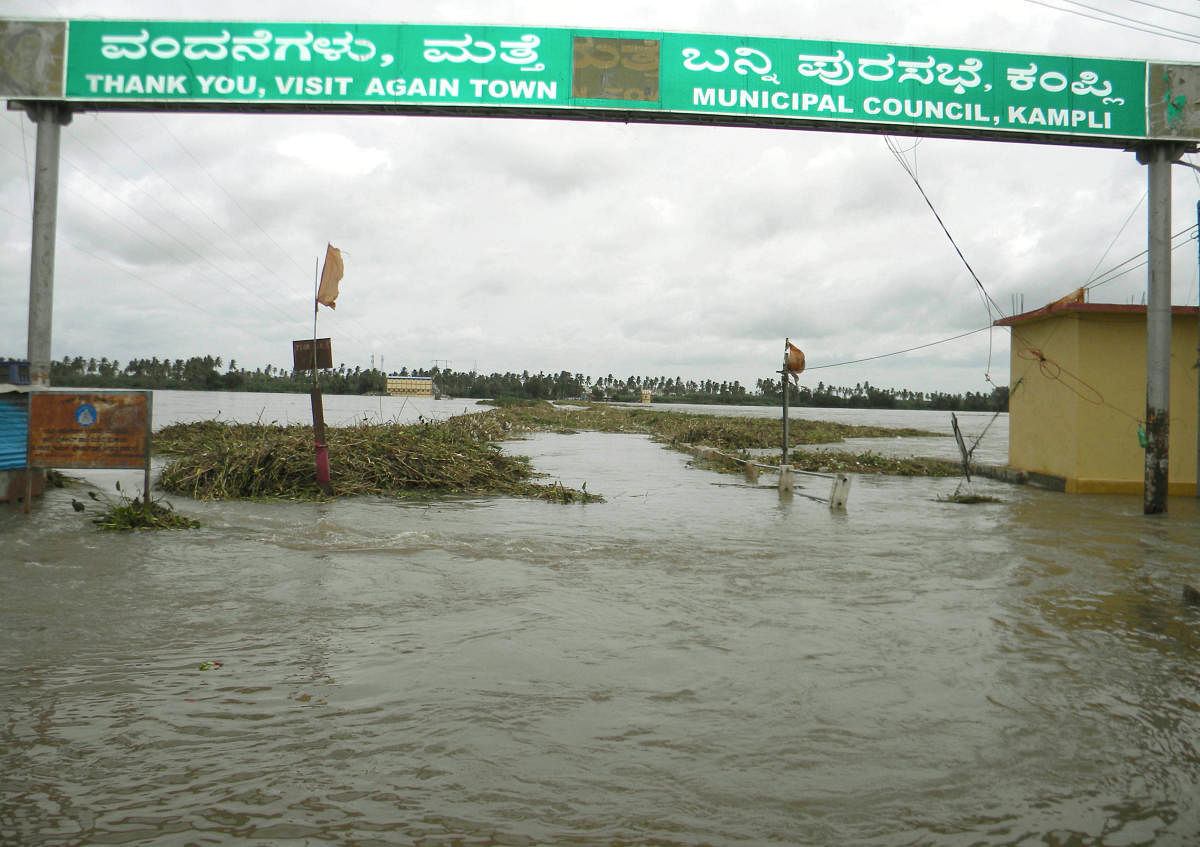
(50, 354, 388, 396)
(72, 482, 201, 531)
(46, 352, 1008, 411)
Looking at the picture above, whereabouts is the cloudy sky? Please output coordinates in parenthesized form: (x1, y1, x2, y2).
(3, 0, 1199, 395)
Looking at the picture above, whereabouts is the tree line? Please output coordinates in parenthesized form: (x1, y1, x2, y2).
(43, 354, 1008, 412)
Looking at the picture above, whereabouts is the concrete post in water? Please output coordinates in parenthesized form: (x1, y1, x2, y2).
(778, 465, 794, 497)
(25, 103, 72, 388)
(744, 462, 760, 484)
(828, 473, 851, 510)
(1137, 143, 1187, 514)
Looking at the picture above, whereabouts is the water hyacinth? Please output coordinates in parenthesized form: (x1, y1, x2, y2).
(154, 414, 600, 502)
(151, 402, 952, 503)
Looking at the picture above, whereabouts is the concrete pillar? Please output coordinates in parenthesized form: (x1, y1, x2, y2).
(26, 102, 72, 388)
(778, 465, 794, 497)
(1136, 143, 1187, 514)
(829, 473, 851, 509)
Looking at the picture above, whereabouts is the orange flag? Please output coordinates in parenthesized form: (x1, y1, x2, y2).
(784, 338, 805, 384)
(316, 243, 343, 309)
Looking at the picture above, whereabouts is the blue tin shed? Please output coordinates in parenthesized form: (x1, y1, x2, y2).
(0, 390, 28, 471)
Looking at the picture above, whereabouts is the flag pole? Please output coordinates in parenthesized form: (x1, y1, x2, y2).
(311, 255, 331, 494)
(313, 257, 319, 394)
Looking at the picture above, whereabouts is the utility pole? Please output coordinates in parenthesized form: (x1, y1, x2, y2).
(25, 103, 72, 387)
(1136, 142, 1190, 513)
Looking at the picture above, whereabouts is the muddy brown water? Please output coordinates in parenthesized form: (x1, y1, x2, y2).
(3, 392, 1198, 845)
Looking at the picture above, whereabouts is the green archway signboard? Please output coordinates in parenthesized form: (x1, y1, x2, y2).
(2, 18, 1198, 146)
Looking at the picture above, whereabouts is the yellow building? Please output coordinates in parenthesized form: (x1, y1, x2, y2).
(386, 375, 434, 397)
(996, 302, 1198, 495)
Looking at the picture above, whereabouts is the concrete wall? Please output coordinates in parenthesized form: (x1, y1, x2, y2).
(1004, 305, 1198, 495)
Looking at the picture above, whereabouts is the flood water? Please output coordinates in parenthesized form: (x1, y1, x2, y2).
(3, 391, 1199, 845)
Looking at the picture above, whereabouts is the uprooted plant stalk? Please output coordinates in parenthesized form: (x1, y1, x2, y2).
(72, 481, 201, 531)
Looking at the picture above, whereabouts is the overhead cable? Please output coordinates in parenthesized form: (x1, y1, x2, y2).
(1023, 0, 1200, 45)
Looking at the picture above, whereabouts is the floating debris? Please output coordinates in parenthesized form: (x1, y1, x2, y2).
(489, 401, 942, 451)
(73, 482, 201, 531)
(151, 402, 953, 503)
(938, 493, 1003, 504)
(155, 415, 600, 503)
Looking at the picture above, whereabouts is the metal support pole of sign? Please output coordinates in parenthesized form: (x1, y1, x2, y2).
(23, 393, 33, 516)
(144, 391, 153, 518)
(1196, 200, 1200, 499)
(1137, 143, 1185, 514)
(26, 103, 71, 389)
(780, 369, 790, 467)
(311, 259, 332, 495)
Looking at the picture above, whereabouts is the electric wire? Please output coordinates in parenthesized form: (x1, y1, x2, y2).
(1086, 223, 1198, 292)
(884, 136, 1005, 389)
(145, 113, 390, 356)
(805, 326, 991, 371)
(4, 112, 379, 367)
(811, 143, 1195, 378)
(148, 114, 312, 285)
(52, 143, 298, 324)
(884, 137, 1004, 320)
(879, 133, 1173, 429)
(1054, 0, 1200, 40)
(2, 116, 298, 325)
(1023, 0, 1200, 45)
(0, 201, 230, 326)
(1120, 0, 1200, 24)
(1, 118, 302, 364)
(64, 129, 308, 323)
(5, 113, 35, 213)
(1083, 192, 1144, 289)
(84, 115, 309, 306)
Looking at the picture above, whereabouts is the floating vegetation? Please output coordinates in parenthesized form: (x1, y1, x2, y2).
(789, 449, 963, 477)
(149, 402, 954, 504)
(73, 482, 201, 531)
(154, 415, 600, 503)
(937, 480, 1003, 504)
(45, 469, 70, 488)
(938, 493, 1003, 504)
(492, 401, 942, 449)
(688, 449, 754, 476)
(680, 446, 963, 478)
